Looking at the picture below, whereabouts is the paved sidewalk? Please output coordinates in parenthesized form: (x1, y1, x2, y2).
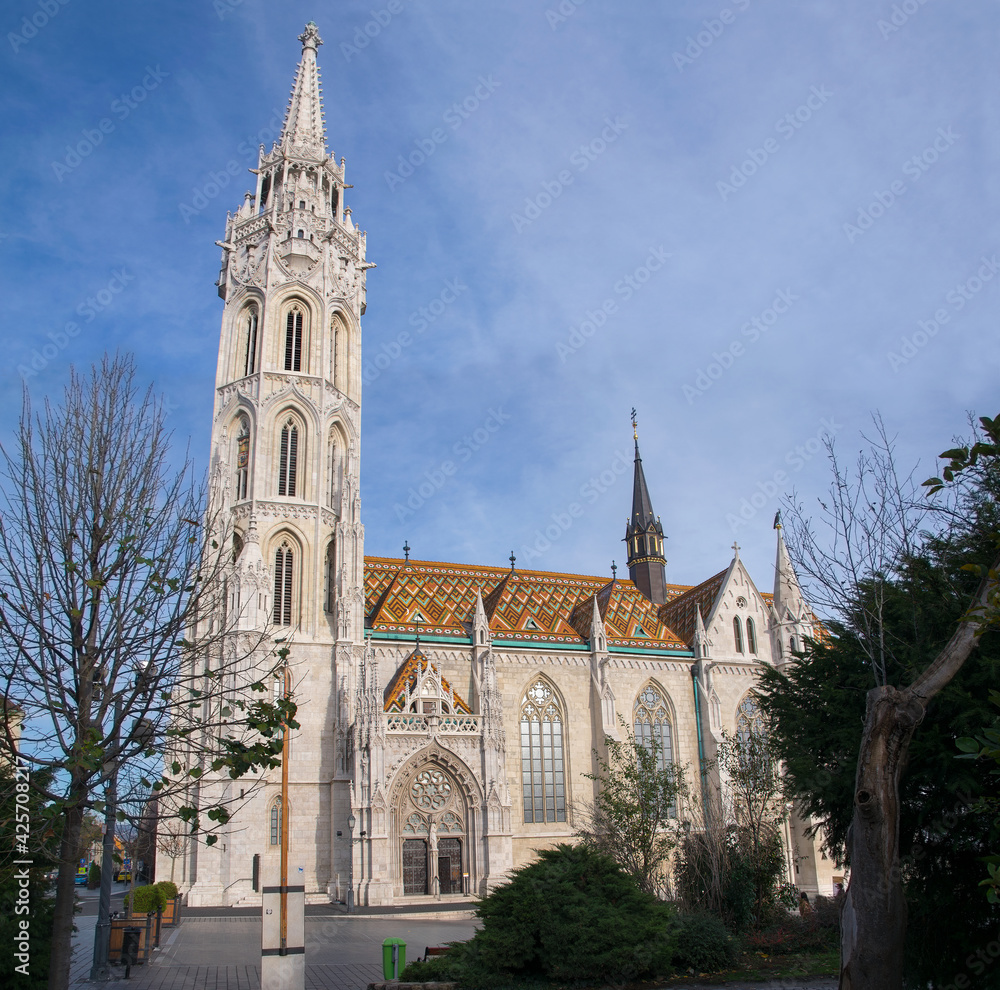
(70, 914, 478, 990)
(68, 913, 837, 990)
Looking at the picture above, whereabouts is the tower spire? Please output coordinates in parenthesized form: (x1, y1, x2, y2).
(623, 411, 667, 604)
(280, 22, 328, 158)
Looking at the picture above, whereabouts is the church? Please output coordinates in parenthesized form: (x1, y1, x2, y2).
(170, 22, 838, 906)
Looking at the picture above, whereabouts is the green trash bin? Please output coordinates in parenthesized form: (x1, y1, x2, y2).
(382, 937, 406, 980)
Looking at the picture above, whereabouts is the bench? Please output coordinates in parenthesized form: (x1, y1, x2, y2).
(422, 946, 450, 962)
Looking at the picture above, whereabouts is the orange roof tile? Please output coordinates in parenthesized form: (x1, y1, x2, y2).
(364, 557, 689, 651)
(658, 569, 728, 646)
(383, 651, 472, 714)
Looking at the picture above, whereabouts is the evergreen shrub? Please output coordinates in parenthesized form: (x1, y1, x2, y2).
(87, 862, 101, 889)
(403, 844, 677, 986)
(672, 912, 735, 973)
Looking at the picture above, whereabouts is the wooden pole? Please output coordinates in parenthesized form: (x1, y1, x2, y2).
(280, 664, 290, 952)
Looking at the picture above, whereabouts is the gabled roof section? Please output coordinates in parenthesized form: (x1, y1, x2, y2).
(364, 557, 688, 651)
(383, 651, 472, 714)
(658, 569, 728, 646)
(568, 581, 614, 640)
(280, 23, 328, 159)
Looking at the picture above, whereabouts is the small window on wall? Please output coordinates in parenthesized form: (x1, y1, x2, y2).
(746, 617, 757, 654)
(733, 617, 744, 654)
(269, 798, 282, 845)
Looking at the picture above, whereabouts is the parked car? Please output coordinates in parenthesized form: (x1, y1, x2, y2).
(74, 867, 88, 885)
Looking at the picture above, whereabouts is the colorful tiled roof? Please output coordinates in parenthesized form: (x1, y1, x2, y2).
(364, 557, 690, 651)
(383, 651, 472, 714)
(657, 569, 728, 646)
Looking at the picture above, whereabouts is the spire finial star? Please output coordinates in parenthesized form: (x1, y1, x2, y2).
(631, 407, 638, 441)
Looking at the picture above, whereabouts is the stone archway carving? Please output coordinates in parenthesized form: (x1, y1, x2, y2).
(388, 747, 480, 897)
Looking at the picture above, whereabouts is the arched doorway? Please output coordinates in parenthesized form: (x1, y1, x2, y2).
(395, 766, 468, 896)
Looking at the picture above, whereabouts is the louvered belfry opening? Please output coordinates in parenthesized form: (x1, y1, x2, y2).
(278, 419, 298, 497)
(273, 542, 294, 626)
(284, 308, 303, 371)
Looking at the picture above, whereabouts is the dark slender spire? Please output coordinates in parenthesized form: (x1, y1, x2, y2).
(624, 411, 667, 604)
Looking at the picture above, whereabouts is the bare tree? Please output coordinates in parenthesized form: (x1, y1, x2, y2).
(675, 731, 788, 929)
(0, 355, 293, 990)
(578, 719, 687, 898)
(779, 413, 1000, 990)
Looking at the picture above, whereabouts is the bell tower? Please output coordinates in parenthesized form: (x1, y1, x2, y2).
(180, 22, 373, 906)
(210, 21, 370, 650)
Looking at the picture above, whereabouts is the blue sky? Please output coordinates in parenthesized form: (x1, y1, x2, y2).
(2, 0, 998, 596)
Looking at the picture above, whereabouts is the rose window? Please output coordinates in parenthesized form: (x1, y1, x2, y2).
(411, 769, 452, 810)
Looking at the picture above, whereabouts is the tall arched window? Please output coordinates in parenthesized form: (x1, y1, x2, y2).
(736, 694, 766, 749)
(733, 616, 744, 654)
(520, 680, 566, 823)
(269, 797, 282, 846)
(327, 436, 339, 507)
(284, 305, 304, 371)
(746, 617, 757, 654)
(273, 541, 294, 626)
(277, 418, 299, 497)
(325, 537, 337, 614)
(243, 306, 259, 377)
(633, 684, 674, 770)
(235, 418, 250, 501)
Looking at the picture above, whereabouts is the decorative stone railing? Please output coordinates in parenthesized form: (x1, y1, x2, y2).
(386, 714, 480, 734)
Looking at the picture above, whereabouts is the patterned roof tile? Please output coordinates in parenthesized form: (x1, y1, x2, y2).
(364, 557, 689, 651)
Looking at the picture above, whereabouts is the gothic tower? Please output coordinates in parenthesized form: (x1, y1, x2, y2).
(185, 22, 371, 905)
(624, 414, 668, 604)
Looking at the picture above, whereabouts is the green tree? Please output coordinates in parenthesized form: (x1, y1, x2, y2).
(407, 844, 677, 985)
(675, 729, 789, 931)
(757, 414, 1000, 989)
(0, 767, 59, 990)
(578, 720, 686, 897)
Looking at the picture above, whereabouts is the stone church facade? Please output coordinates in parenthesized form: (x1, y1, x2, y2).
(169, 23, 839, 907)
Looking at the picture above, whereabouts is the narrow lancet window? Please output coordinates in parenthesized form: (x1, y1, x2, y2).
(284, 307, 303, 371)
(243, 308, 258, 377)
(277, 419, 298, 497)
(273, 542, 294, 626)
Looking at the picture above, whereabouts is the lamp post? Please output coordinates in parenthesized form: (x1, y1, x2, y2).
(346, 813, 355, 912)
